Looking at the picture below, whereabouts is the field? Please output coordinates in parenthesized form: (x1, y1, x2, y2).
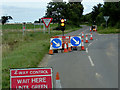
(2, 23, 81, 88)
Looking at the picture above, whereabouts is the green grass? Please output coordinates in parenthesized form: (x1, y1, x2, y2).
(97, 26, 120, 34)
(2, 23, 58, 31)
(2, 23, 82, 88)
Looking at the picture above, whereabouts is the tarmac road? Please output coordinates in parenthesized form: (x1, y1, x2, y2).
(38, 25, 118, 88)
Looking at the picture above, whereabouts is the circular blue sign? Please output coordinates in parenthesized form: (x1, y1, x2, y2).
(71, 37, 81, 46)
(51, 38, 62, 49)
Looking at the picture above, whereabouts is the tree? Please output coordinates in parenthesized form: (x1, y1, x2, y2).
(1, 16, 13, 25)
(45, 2, 83, 26)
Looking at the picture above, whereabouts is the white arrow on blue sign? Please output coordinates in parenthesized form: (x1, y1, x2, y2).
(51, 38, 62, 49)
(70, 36, 81, 46)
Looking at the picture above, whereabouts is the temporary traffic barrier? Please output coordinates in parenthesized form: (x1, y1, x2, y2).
(81, 39, 85, 51)
(85, 34, 89, 43)
(49, 42, 53, 55)
(56, 72, 62, 88)
(82, 32, 84, 38)
(64, 42, 68, 53)
(90, 33, 93, 40)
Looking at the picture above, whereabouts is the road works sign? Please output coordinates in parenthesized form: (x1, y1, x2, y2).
(104, 16, 109, 22)
(70, 36, 81, 46)
(10, 68, 53, 89)
(51, 38, 62, 49)
(41, 18, 53, 28)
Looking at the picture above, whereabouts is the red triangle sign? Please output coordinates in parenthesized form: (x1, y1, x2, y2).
(41, 18, 53, 28)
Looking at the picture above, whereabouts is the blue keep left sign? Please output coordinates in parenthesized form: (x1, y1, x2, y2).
(51, 38, 62, 49)
(70, 36, 81, 46)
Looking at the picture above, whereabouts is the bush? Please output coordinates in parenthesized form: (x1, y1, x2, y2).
(115, 22, 120, 29)
(101, 23, 106, 28)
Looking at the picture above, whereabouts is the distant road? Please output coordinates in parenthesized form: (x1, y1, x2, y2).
(39, 25, 118, 88)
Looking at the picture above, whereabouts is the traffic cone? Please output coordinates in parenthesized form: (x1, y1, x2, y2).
(49, 42, 53, 55)
(64, 42, 68, 53)
(90, 33, 93, 40)
(95, 28, 97, 32)
(81, 39, 85, 51)
(82, 32, 84, 38)
(68, 40, 72, 52)
(85, 34, 89, 43)
(56, 72, 62, 88)
(90, 28, 92, 32)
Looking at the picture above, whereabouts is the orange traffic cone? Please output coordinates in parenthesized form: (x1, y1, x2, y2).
(82, 32, 84, 38)
(81, 39, 85, 51)
(56, 72, 62, 88)
(68, 40, 72, 52)
(90, 33, 93, 40)
(85, 34, 89, 43)
(49, 42, 53, 55)
(90, 27, 92, 32)
(64, 42, 68, 53)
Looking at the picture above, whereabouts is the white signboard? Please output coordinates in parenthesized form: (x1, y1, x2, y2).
(104, 16, 109, 22)
(41, 18, 53, 28)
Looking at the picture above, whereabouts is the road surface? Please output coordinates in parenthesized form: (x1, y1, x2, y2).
(38, 25, 118, 88)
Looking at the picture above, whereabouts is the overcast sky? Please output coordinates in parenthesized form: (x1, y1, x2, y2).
(1, 0, 104, 23)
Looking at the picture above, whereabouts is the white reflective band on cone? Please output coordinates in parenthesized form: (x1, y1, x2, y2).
(56, 80, 62, 88)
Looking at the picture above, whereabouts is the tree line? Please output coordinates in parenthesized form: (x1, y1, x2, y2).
(82, 2, 120, 28)
(1, 1, 120, 29)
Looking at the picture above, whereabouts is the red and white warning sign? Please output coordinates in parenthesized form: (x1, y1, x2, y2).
(41, 18, 53, 28)
(10, 68, 53, 89)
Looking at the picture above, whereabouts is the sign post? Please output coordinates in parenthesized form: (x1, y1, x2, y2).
(104, 16, 109, 28)
(10, 68, 53, 89)
(22, 22, 26, 35)
(41, 18, 53, 34)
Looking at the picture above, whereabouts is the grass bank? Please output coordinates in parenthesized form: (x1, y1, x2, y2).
(2, 23, 82, 88)
(97, 26, 120, 34)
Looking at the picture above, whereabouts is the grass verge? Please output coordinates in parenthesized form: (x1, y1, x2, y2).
(2, 23, 82, 88)
(97, 26, 120, 34)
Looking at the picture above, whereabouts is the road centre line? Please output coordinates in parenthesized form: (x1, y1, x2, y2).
(88, 39, 98, 47)
(88, 56, 94, 67)
(88, 43, 92, 46)
(86, 48, 88, 53)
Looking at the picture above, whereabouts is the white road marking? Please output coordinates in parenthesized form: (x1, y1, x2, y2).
(86, 48, 88, 53)
(95, 73, 103, 79)
(88, 56, 94, 66)
(88, 43, 92, 46)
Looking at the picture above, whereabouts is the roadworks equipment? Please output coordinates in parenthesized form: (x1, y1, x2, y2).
(81, 39, 85, 51)
(85, 34, 89, 43)
(56, 72, 62, 88)
(90, 33, 93, 40)
(90, 28, 92, 32)
(68, 40, 72, 52)
(95, 28, 97, 32)
(49, 42, 53, 55)
(64, 42, 68, 53)
(82, 32, 84, 38)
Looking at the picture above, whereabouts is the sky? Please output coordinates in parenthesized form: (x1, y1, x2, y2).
(0, 0, 104, 23)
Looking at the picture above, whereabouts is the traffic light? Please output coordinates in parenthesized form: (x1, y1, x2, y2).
(60, 19, 65, 31)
